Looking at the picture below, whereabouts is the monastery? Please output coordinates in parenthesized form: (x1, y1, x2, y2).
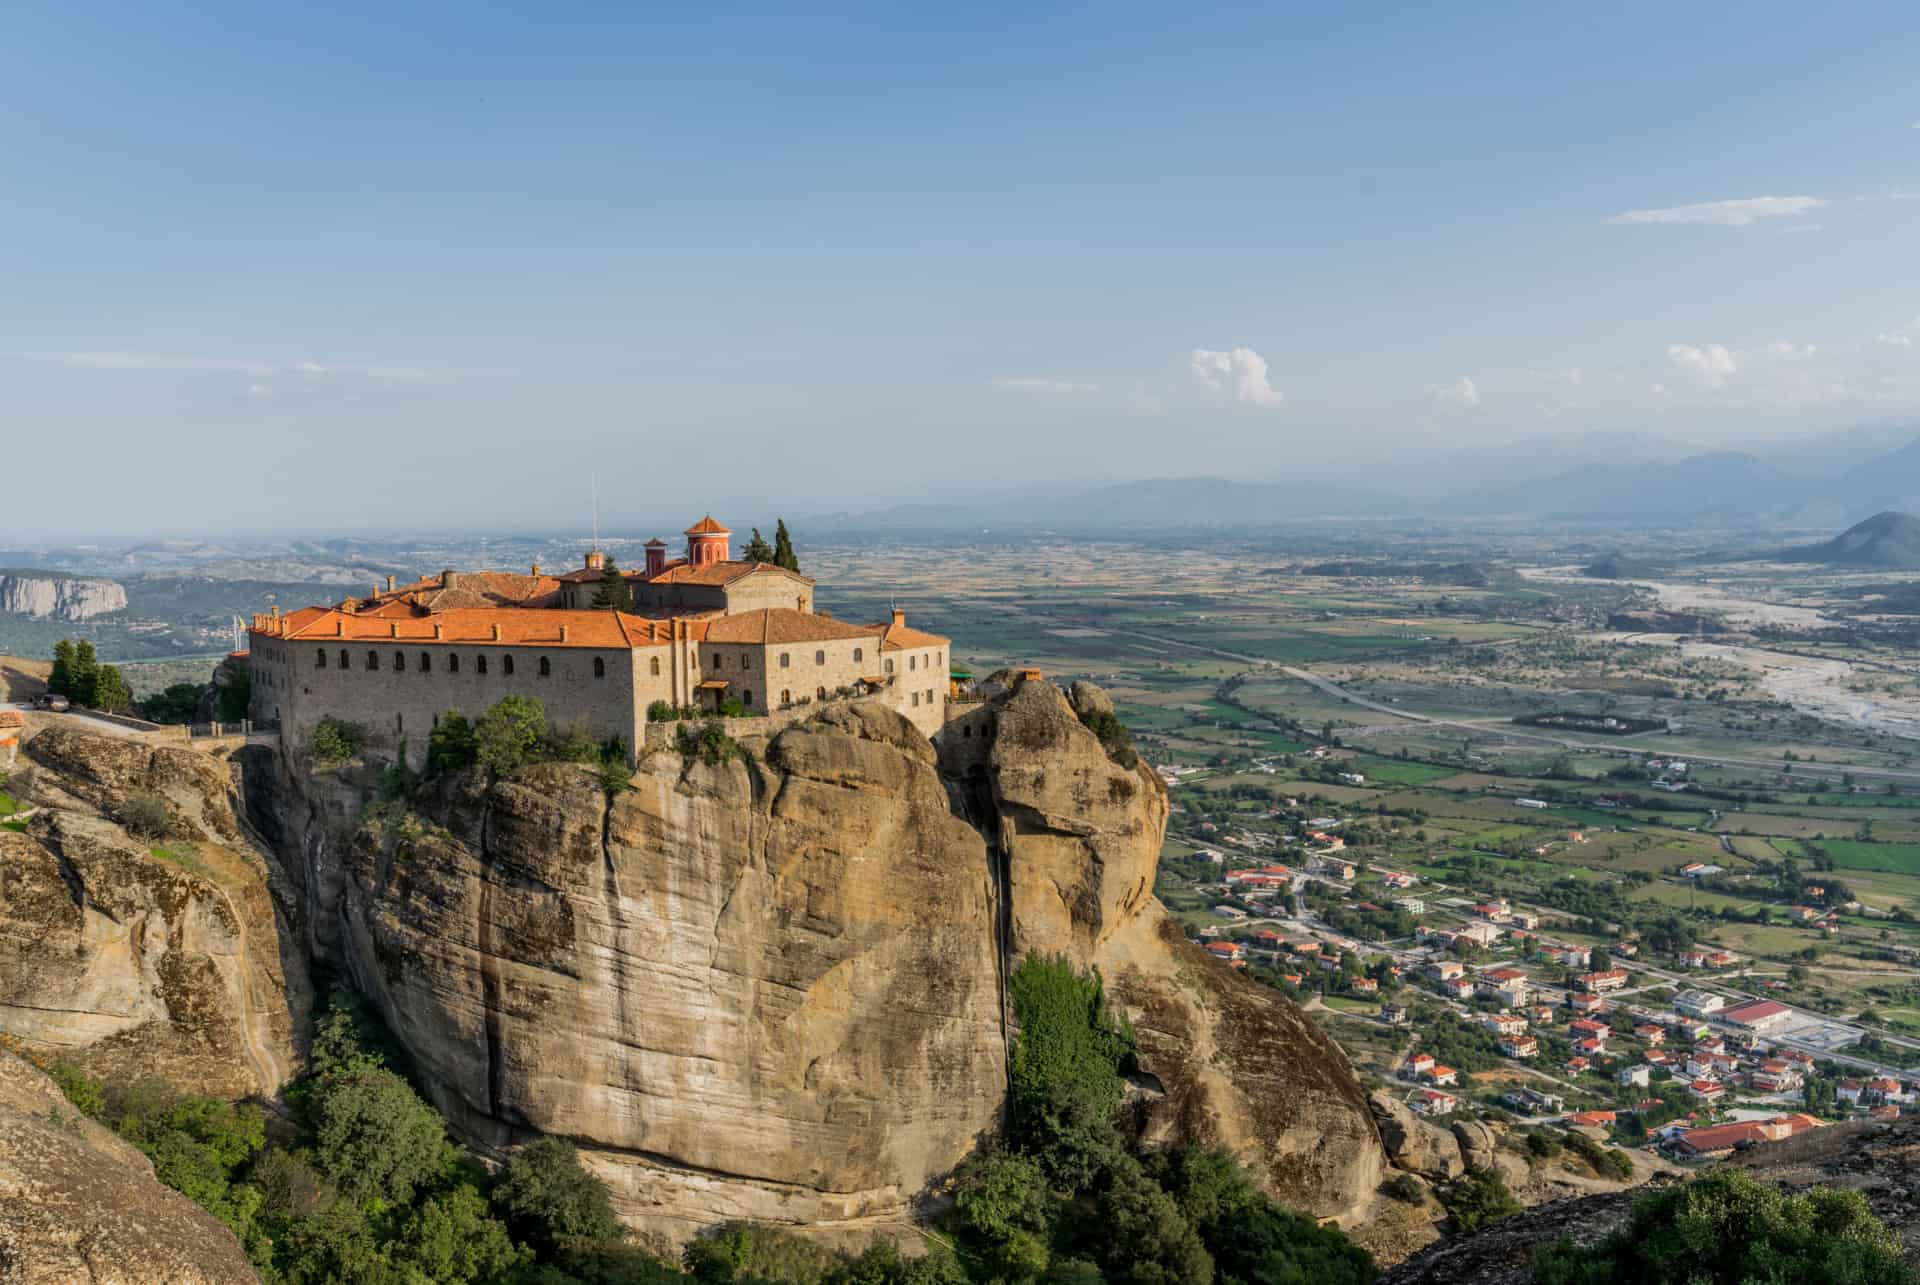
(245, 517, 951, 766)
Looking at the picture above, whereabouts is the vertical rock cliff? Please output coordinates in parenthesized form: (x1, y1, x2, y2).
(245, 680, 1386, 1245)
(0, 572, 127, 620)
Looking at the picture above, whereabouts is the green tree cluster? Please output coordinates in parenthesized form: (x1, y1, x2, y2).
(592, 560, 635, 612)
(48, 638, 133, 711)
(427, 698, 632, 791)
(1533, 1169, 1915, 1285)
(307, 717, 368, 767)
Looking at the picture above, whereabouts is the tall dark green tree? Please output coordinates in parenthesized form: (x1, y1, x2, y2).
(70, 640, 100, 706)
(91, 664, 133, 713)
(591, 559, 634, 611)
(49, 639, 76, 698)
(741, 528, 775, 563)
(772, 520, 800, 573)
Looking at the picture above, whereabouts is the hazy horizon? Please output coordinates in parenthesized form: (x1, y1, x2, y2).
(5, 3, 1918, 540)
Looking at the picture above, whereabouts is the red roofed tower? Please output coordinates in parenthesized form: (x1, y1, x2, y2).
(643, 538, 668, 578)
(685, 516, 731, 567)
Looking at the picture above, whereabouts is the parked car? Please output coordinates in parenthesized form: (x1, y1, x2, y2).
(36, 694, 69, 712)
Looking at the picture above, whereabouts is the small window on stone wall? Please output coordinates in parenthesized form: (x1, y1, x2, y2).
(650, 656, 660, 676)
(912, 692, 920, 707)
(477, 655, 488, 675)
(448, 654, 459, 674)
(817, 686, 827, 701)
(538, 656, 551, 677)
(503, 655, 515, 675)
(853, 647, 862, 663)
(910, 655, 917, 671)
(593, 657, 605, 678)
(393, 650, 406, 672)
(744, 688, 753, 705)
(815, 650, 825, 665)
(742, 655, 751, 670)
(781, 688, 791, 706)
(338, 649, 349, 669)
(366, 650, 379, 671)
(316, 649, 327, 668)
(885, 659, 894, 674)
(780, 653, 790, 668)
(419, 652, 431, 672)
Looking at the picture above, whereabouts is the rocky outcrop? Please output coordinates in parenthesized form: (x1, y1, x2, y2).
(1369, 1091, 1464, 1183)
(1451, 1118, 1499, 1175)
(248, 678, 1386, 1244)
(0, 1048, 258, 1283)
(0, 726, 305, 1098)
(0, 572, 126, 620)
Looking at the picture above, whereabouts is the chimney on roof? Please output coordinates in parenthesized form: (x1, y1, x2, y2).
(433, 623, 443, 640)
(891, 608, 905, 628)
(388, 622, 398, 638)
(644, 538, 667, 578)
(491, 623, 501, 641)
(342, 598, 358, 615)
(584, 550, 605, 572)
(531, 562, 541, 576)
(559, 625, 569, 643)
(441, 568, 454, 587)
(386, 575, 396, 592)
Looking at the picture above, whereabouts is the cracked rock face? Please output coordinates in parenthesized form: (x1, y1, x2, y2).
(253, 682, 1386, 1244)
(0, 1049, 258, 1283)
(0, 573, 126, 621)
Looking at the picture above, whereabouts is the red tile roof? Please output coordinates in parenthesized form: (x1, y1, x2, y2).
(685, 515, 731, 535)
(270, 606, 684, 649)
(1722, 999, 1791, 1026)
(701, 608, 878, 645)
(647, 559, 814, 588)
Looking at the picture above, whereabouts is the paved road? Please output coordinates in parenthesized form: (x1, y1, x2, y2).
(6, 700, 149, 740)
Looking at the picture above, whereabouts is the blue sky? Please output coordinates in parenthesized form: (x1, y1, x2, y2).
(3, 2, 1917, 537)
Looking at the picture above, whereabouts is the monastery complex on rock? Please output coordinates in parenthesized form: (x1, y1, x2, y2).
(244, 517, 952, 765)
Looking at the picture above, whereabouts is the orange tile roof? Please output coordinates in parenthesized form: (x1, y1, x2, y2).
(701, 608, 877, 645)
(876, 618, 949, 651)
(266, 606, 683, 649)
(685, 515, 731, 535)
(364, 570, 564, 610)
(646, 560, 814, 588)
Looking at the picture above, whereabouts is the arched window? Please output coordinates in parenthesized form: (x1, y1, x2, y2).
(816, 686, 827, 701)
(338, 649, 349, 670)
(593, 657, 605, 678)
(419, 652, 431, 672)
(476, 654, 488, 675)
(779, 653, 790, 668)
(853, 647, 863, 663)
(366, 650, 379, 671)
(538, 656, 551, 677)
(650, 656, 660, 676)
(743, 689, 752, 706)
(315, 649, 327, 668)
(780, 689, 791, 706)
(962, 724, 971, 738)
(448, 654, 459, 674)
(393, 650, 405, 671)
(503, 654, 514, 675)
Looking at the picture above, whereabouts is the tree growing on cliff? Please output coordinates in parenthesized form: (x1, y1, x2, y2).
(475, 695, 548, 773)
(48, 638, 75, 697)
(591, 559, 634, 612)
(491, 1136, 621, 1257)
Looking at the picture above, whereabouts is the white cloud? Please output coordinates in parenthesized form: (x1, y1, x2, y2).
(1667, 342, 1739, 388)
(1429, 374, 1479, 408)
(7, 351, 498, 381)
(1188, 347, 1284, 406)
(1609, 196, 1826, 227)
(247, 383, 274, 398)
(1879, 332, 1915, 348)
(991, 377, 1101, 394)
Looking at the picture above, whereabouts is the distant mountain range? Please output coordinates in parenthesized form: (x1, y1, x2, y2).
(1776, 511, 1920, 569)
(814, 424, 1920, 534)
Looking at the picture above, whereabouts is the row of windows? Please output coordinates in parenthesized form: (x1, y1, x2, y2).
(909, 689, 938, 707)
(315, 648, 606, 679)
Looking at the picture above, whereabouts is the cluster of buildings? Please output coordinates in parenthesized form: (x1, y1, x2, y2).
(244, 518, 958, 765)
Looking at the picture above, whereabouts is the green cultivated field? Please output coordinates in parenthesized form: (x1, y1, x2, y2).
(1795, 839, 1920, 874)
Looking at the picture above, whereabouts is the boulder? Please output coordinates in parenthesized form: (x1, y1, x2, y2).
(1370, 1091, 1465, 1182)
(1452, 1118, 1499, 1174)
(1068, 679, 1115, 719)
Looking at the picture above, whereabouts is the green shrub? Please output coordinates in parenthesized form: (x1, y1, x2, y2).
(685, 1222, 839, 1285)
(215, 669, 252, 723)
(308, 717, 368, 767)
(491, 1136, 621, 1257)
(116, 794, 174, 840)
(1075, 707, 1138, 770)
(675, 718, 743, 768)
(953, 1151, 1056, 1278)
(545, 719, 602, 764)
(647, 700, 680, 722)
(427, 711, 478, 772)
(718, 698, 749, 717)
(139, 682, 208, 725)
(48, 1061, 104, 1117)
(1441, 1169, 1521, 1233)
(1381, 1172, 1426, 1204)
(1533, 1169, 1917, 1285)
(474, 695, 547, 773)
(309, 1065, 452, 1205)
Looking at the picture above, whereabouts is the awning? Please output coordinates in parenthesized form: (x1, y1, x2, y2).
(696, 679, 730, 690)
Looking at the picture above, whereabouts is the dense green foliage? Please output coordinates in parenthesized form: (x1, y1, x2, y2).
(140, 681, 208, 724)
(740, 529, 776, 564)
(1076, 707, 1140, 770)
(476, 694, 549, 773)
(772, 520, 800, 573)
(307, 717, 368, 766)
(116, 793, 175, 839)
(493, 1137, 623, 1256)
(675, 718, 745, 767)
(47, 637, 133, 711)
(430, 711, 480, 772)
(1532, 1169, 1917, 1285)
(1438, 1169, 1521, 1234)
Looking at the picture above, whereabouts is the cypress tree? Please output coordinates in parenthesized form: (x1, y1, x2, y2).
(773, 520, 800, 573)
(90, 665, 133, 713)
(49, 639, 75, 698)
(70, 641, 99, 706)
(590, 560, 633, 612)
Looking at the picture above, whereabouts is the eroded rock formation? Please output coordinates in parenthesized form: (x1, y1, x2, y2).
(0, 726, 304, 1098)
(246, 677, 1385, 1244)
(0, 572, 126, 620)
(0, 1048, 258, 1283)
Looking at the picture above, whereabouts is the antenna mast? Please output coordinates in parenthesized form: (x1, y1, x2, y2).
(592, 476, 600, 550)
